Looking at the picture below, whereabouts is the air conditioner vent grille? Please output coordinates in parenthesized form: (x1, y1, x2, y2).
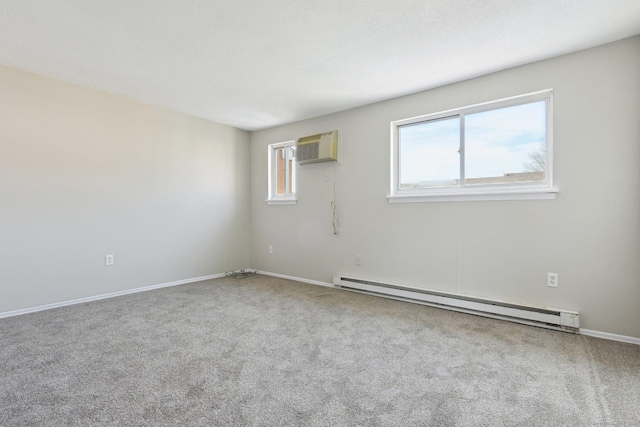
(296, 131, 338, 165)
(297, 142, 319, 163)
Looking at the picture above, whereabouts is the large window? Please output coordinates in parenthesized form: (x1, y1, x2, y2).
(267, 140, 296, 204)
(390, 90, 556, 202)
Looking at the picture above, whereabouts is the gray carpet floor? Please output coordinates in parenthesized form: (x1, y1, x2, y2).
(1, 274, 639, 426)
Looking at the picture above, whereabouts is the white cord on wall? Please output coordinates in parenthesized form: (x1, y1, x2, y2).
(332, 162, 338, 235)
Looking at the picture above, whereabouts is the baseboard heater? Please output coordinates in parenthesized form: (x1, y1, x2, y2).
(333, 275, 579, 333)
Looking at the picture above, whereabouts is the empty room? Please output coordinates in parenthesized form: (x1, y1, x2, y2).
(1, 1, 639, 425)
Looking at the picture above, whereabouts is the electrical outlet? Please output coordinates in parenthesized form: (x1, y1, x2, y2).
(105, 254, 114, 266)
(355, 255, 361, 266)
(268, 245, 273, 254)
(547, 272, 558, 287)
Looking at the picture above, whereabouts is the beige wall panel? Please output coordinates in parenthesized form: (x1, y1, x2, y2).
(0, 65, 250, 312)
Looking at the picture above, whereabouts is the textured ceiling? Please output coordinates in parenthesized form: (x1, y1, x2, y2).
(1, 1, 639, 131)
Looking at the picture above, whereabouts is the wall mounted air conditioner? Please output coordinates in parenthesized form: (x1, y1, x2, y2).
(296, 131, 338, 165)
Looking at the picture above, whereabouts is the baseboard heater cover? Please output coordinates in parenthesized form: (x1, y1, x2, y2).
(333, 275, 579, 333)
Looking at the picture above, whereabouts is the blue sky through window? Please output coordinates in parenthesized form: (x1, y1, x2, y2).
(465, 101, 546, 180)
(400, 116, 460, 186)
(399, 100, 546, 187)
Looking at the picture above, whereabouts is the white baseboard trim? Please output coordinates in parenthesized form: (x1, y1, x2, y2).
(255, 270, 333, 288)
(256, 271, 639, 346)
(4, 270, 638, 346)
(580, 329, 640, 346)
(0, 273, 225, 320)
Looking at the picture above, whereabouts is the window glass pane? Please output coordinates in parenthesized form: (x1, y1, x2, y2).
(275, 147, 285, 195)
(399, 116, 460, 189)
(465, 101, 546, 185)
(274, 145, 296, 197)
(286, 146, 295, 195)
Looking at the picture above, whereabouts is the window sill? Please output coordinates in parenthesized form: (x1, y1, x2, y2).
(387, 187, 558, 203)
(266, 199, 297, 205)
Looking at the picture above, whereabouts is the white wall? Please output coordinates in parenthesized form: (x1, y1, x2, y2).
(250, 36, 640, 339)
(0, 64, 250, 313)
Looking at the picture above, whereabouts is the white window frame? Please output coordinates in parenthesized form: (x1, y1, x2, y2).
(388, 90, 557, 203)
(267, 140, 297, 205)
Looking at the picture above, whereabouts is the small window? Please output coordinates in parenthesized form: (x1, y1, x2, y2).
(389, 90, 557, 202)
(267, 140, 296, 204)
